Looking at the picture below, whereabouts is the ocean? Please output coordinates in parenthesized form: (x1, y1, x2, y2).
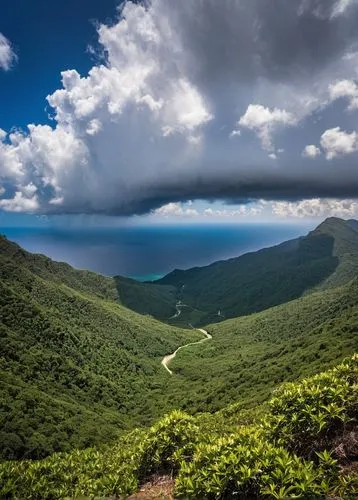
(2, 223, 314, 280)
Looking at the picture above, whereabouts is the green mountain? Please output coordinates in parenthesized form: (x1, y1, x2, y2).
(117, 217, 358, 326)
(164, 276, 358, 412)
(1, 218, 358, 466)
(0, 235, 200, 460)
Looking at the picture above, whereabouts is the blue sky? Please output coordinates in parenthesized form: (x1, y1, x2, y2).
(0, 0, 120, 130)
(1, 0, 358, 227)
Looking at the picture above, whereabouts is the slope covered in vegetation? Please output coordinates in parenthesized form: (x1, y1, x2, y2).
(1, 355, 357, 499)
(117, 218, 358, 326)
(0, 236, 200, 460)
(1, 223, 358, 464)
(163, 277, 358, 412)
(114, 275, 177, 320)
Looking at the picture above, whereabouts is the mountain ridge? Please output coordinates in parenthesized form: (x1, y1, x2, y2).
(116, 217, 358, 325)
(1, 217, 358, 461)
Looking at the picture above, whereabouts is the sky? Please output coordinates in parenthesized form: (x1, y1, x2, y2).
(1, 0, 358, 225)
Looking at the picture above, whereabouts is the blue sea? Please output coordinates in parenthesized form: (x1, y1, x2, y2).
(2, 223, 314, 280)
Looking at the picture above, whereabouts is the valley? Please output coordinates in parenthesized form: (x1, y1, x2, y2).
(161, 327, 212, 375)
(1, 217, 358, 498)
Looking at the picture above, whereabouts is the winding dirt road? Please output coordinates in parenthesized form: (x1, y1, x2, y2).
(169, 302, 189, 319)
(161, 328, 212, 375)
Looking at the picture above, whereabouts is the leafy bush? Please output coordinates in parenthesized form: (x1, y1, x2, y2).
(136, 410, 201, 477)
(0, 411, 199, 499)
(1, 356, 357, 499)
(175, 429, 334, 499)
(265, 354, 358, 457)
(0, 433, 142, 498)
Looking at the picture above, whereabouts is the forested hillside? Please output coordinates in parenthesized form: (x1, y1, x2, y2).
(164, 277, 358, 412)
(0, 235, 200, 460)
(114, 275, 177, 321)
(1, 221, 358, 466)
(117, 218, 358, 326)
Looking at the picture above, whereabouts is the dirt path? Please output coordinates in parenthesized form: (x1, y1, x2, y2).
(161, 327, 212, 375)
(169, 301, 189, 319)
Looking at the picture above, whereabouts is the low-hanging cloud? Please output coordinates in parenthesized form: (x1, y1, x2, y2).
(1, 0, 358, 215)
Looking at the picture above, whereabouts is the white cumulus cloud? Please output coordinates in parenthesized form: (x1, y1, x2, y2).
(204, 201, 266, 218)
(0, 129, 7, 142)
(329, 79, 358, 110)
(152, 202, 198, 218)
(0, 191, 38, 212)
(320, 127, 358, 159)
(229, 130, 241, 139)
(0, 33, 17, 71)
(272, 198, 358, 218)
(237, 105, 296, 151)
(204, 207, 247, 217)
(0, 2, 212, 213)
(302, 145, 321, 158)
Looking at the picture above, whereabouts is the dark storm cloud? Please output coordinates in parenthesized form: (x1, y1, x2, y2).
(169, 0, 358, 86)
(72, 160, 358, 216)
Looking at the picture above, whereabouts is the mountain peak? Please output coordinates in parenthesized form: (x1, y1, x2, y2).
(310, 217, 351, 236)
(314, 216, 347, 230)
(309, 217, 358, 258)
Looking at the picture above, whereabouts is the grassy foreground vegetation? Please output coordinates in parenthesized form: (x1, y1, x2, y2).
(1, 355, 357, 499)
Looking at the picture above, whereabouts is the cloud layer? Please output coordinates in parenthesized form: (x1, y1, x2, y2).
(1, 0, 358, 215)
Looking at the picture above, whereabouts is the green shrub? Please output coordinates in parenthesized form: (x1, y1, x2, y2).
(264, 354, 358, 457)
(175, 427, 340, 499)
(136, 410, 201, 477)
(0, 411, 200, 499)
(0, 431, 144, 498)
(1, 356, 357, 499)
